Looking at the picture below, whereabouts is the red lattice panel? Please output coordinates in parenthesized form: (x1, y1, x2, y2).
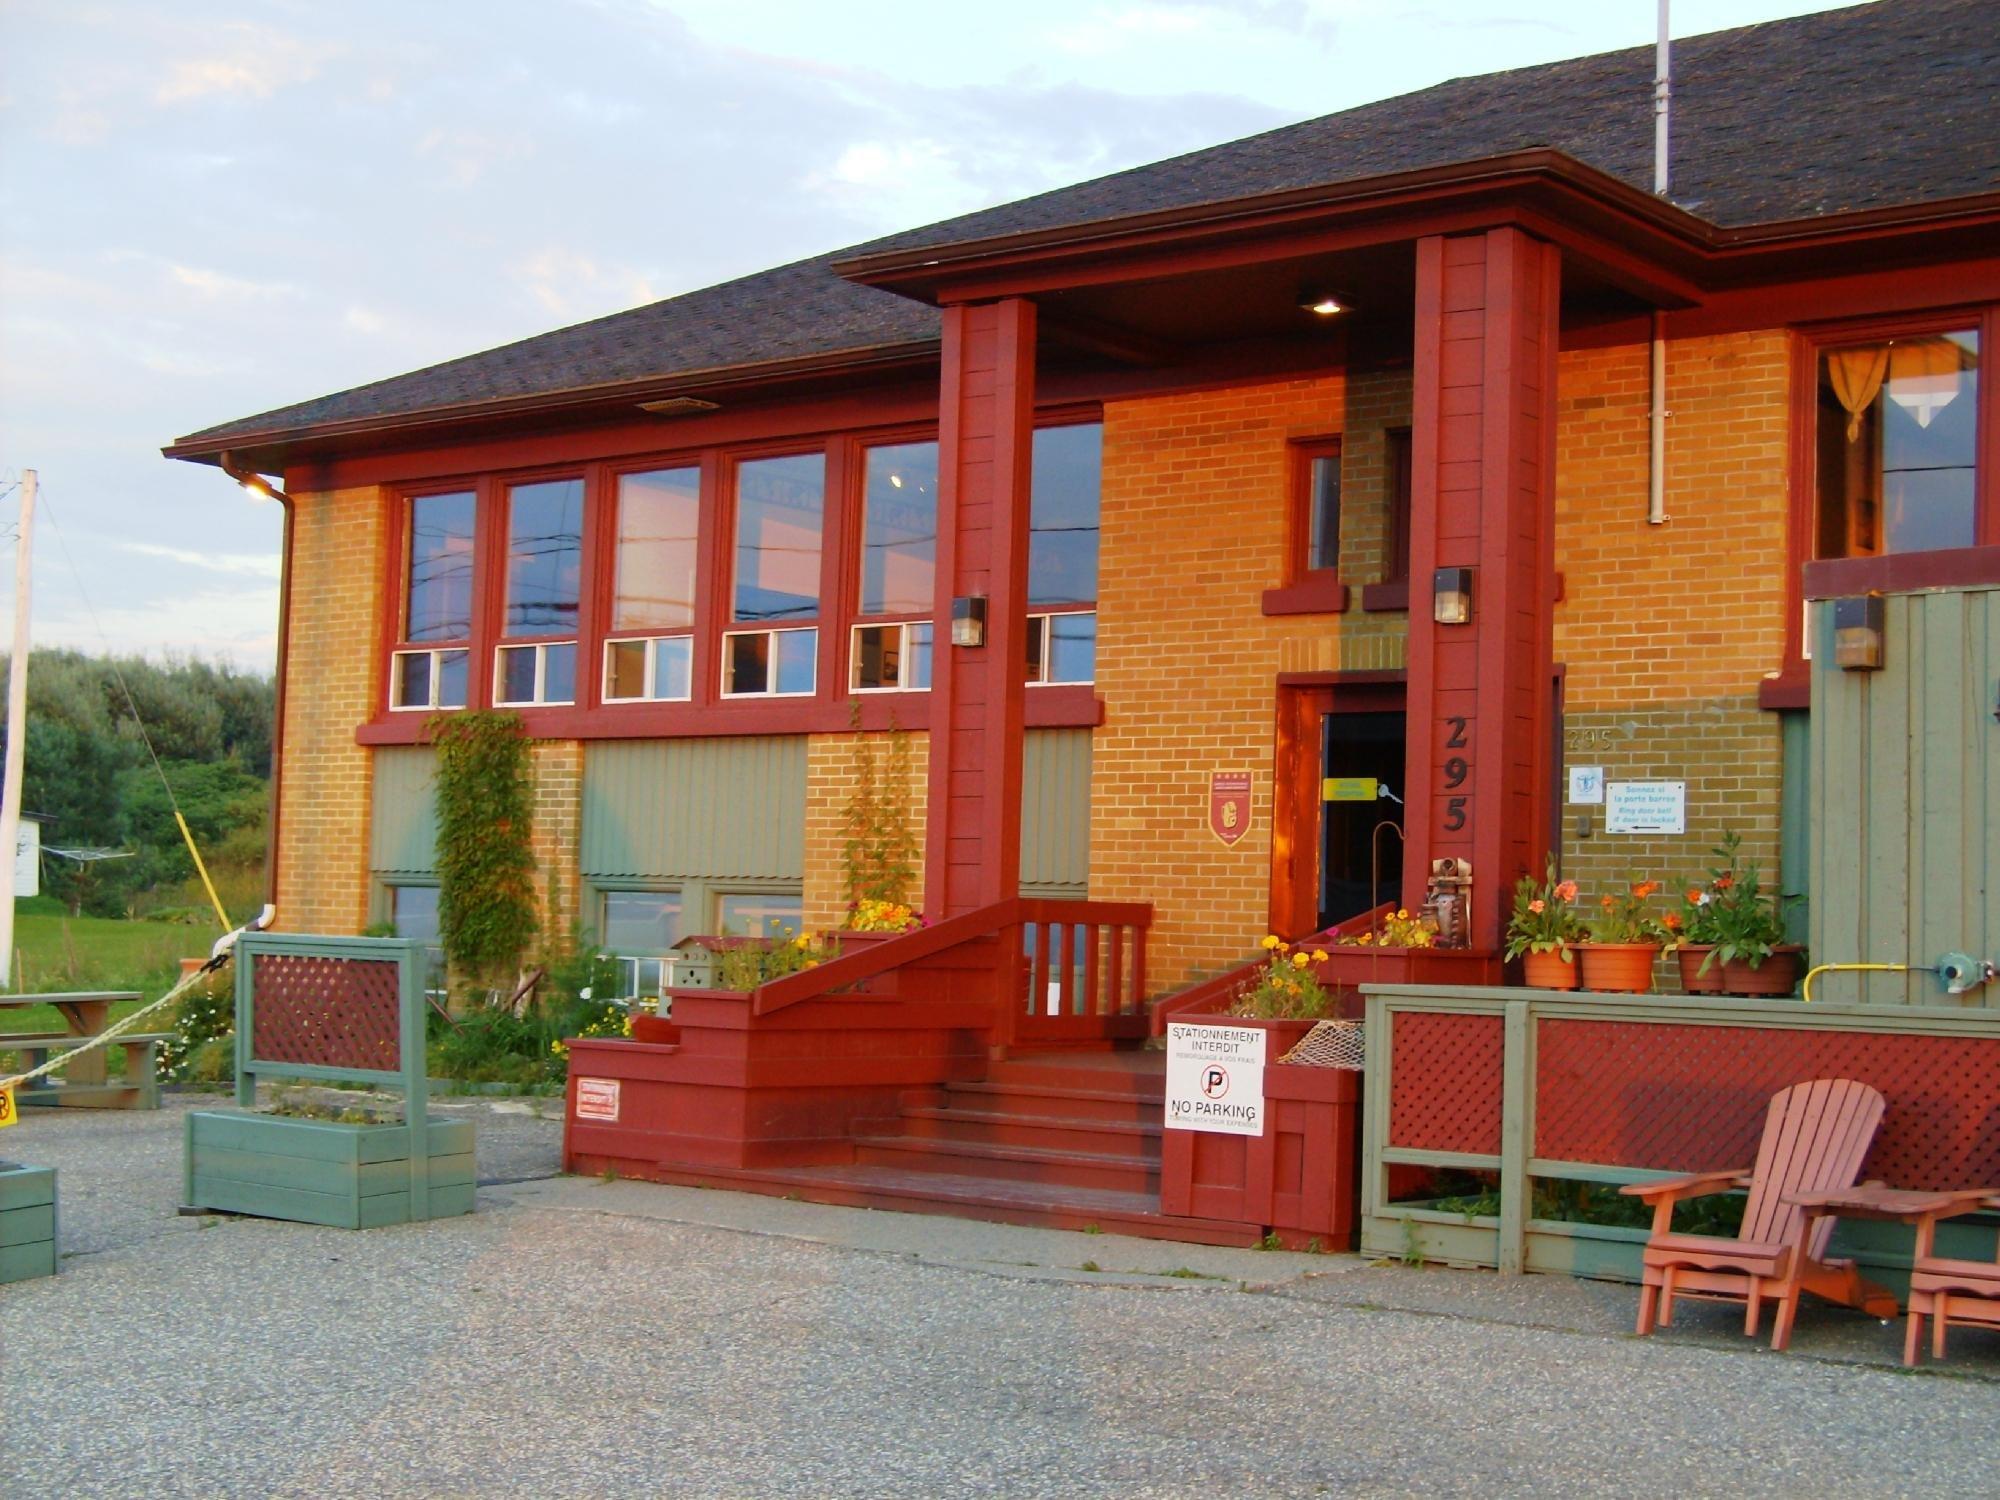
(1534, 1019, 2000, 1191)
(1389, 1010, 1506, 1156)
(249, 954, 403, 1074)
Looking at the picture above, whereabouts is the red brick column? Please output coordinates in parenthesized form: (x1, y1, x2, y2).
(1402, 228, 1561, 948)
(925, 299, 1036, 917)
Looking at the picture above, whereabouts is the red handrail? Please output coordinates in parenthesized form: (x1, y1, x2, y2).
(751, 899, 1025, 1016)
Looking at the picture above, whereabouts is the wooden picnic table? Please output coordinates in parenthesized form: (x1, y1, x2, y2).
(0, 990, 164, 1107)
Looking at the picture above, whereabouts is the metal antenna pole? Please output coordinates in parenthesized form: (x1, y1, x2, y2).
(0, 470, 36, 987)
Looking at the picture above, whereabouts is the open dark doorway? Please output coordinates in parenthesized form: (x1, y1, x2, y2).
(1319, 711, 1407, 930)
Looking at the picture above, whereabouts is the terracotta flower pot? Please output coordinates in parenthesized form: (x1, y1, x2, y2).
(1577, 943, 1661, 994)
(1676, 945, 1724, 995)
(1720, 945, 1803, 998)
(1521, 948, 1579, 991)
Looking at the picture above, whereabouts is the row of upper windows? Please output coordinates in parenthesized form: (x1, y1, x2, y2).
(390, 422, 1103, 711)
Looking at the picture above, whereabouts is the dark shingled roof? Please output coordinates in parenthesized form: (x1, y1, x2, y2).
(175, 0, 1998, 453)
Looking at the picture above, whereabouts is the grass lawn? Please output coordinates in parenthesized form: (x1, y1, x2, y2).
(3, 911, 212, 1035)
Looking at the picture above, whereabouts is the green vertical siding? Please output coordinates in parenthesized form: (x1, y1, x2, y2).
(1778, 711, 1810, 946)
(370, 747, 438, 877)
(1021, 728, 1091, 896)
(1808, 585, 1999, 1007)
(581, 737, 806, 882)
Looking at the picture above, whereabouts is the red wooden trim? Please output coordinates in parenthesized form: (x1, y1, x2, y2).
(751, 898, 1023, 1014)
(1756, 671, 1812, 712)
(1273, 669, 1408, 690)
(1082, 923, 1101, 1017)
(1399, 233, 1445, 917)
(1803, 545, 2000, 597)
(1261, 576, 1350, 616)
(1384, 425, 1413, 584)
(1359, 581, 1409, 612)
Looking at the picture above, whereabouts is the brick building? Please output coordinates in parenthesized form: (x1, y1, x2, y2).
(169, 0, 1996, 1010)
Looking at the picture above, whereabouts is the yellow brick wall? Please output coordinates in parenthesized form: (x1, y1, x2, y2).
(528, 739, 585, 946)
(803, 729, 929, 929)
(1552, 330, 1791, 911)
(1090, 370, 1411, 992)
(275, 486, 384, 935)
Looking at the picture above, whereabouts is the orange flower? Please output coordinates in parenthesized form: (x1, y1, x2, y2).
(1715, 875, 1734, 891)
(1685, 888, 1702, 904)
(1554, 881, 1577, 902)
(1662, 912, 1682, 930)
(1600, 894, 1614, 908)
(1632, 880, 1660, 898)
(1528, 899, 1546, 914)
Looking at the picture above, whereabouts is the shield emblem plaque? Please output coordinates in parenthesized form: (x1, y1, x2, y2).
(1209, 770, 1252, 847)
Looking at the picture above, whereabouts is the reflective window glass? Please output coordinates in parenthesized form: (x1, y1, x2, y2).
(406, 491, 476, 643)
(614, 468, 700, 631)
(504, 478, 584, 636)
(859, 442, 938, 617)
(733, 454, 825, 622)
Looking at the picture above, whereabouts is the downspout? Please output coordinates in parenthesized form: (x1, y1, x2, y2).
(219, 450, 293, 921)
(1648, 0, 1671, 525)
(1640, 0, 1672, 524)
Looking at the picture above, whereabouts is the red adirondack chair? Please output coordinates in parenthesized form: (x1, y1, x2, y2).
(1620, 1078, 1893, 1352)
(1903, 1192, 2000, 1365)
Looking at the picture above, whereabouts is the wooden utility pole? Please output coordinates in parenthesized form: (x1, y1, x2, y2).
(0, 469, 35, 988)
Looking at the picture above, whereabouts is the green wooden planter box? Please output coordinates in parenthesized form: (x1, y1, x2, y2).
(183, 1110, 475, 1230)
(0, 1162, 58, 1283)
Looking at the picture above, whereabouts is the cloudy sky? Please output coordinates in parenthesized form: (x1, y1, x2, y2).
(0, 0, 1850, 672)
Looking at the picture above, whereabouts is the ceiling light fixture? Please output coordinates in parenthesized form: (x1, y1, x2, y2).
(1299, 290, 1351, 317)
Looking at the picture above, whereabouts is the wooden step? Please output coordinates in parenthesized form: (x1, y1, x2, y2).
(609, 1157, 1263, 1247)
(983, 1053, 1166, 1098)
(853, 1134, 1158, 1195)
(941, 1080, 1163, 1125)
(897, 1105, 1162, 1160)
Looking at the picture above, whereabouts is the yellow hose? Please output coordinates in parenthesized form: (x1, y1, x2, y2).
(1801, 961, 1914, 1004)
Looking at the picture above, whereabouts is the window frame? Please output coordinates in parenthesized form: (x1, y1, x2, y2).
(387, 484, 482, 713)
(491, 473, 586, 705)
(719, 445, 836, 701)
(1766, 303, 2000, 702)
(845, 432, 941, 695)
(1262, 435, 1350, 617)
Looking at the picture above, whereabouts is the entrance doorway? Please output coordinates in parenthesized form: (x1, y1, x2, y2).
(1319, 710, 1406, 929)
(1272, 680, 1408, 939)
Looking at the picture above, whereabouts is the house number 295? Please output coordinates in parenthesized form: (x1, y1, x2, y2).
(1442, 716, 1470, 832)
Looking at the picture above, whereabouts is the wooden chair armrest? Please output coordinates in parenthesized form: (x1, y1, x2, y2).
(1619, 1169, 1750, 1203)
(1911, 1190, 2000, 1226)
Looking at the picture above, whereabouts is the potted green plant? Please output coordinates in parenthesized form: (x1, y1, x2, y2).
(1682, 834, 1800, 997)
(1226, 936, 1335, 1054)
(1504, 859, 1587, 990)
(1577, 877, 1673, 993)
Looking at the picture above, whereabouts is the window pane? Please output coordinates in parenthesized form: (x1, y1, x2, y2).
(1386, 429, 1413, 583)
(1306, 454, 1341, 572)
(390, 885, 440, 946)
(734, 453, 825, 621)
(498, 645, 537, 703)
(604, 890, 681, 954)
(860, 441, 938, 617)
(437, 650, 468, 709)
(1030, 424, 1101, 608)
(1025, 615, 1045, 678)
(605, 639, 647, 700)
(774, 629, 817, 695)
(852, 624, 901, 691)
(718, 892, 803, 940)
(406, 491, 476, 643)
(394, 651, 431, 709)
(615, 468, 700, 631)
(1815, 332, 1978, 558)
(504, 478, 584, 636)
(542, 642, 577, 704)
(908, 622, 933, 691)
(726, 633, 770, 695)
(655, 636, 692, 700)
(1047, 612, 1096, 683)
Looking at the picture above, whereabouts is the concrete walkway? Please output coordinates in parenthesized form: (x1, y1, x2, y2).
(3, 1093, 1996, 1497)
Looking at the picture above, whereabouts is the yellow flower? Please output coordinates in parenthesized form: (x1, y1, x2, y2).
(1261, 935, 1281, 950)
(1396, 908, 1409, 921)
(1290, 952, 1308, 968)
(1311, 949, 1329, 963)
(804, 958, 819, 969)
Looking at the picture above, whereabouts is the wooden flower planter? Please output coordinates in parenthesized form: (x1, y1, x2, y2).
(0, 1162, 57, 1283)
(184, 1110, 475, 1230)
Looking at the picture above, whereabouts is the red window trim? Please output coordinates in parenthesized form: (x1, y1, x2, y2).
(1263, 435, 1348, 617)
(1763, 302, 1999, 709)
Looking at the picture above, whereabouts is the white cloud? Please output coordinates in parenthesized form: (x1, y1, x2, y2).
(510, 249, 660, 321)
(168, 264, 297, 301)
(153, 23, 341, 105)
(118, 541, 281, 581)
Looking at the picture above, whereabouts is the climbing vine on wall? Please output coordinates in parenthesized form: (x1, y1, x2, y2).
(429, 710, 539, 986)
(840, 710, 920, 915)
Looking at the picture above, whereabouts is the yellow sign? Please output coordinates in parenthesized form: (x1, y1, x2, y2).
(1323, 777, 1378, 803)
(0, 1084, 17, 1130)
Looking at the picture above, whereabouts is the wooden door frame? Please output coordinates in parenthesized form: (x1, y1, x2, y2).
(1270, 671, 1408, 938)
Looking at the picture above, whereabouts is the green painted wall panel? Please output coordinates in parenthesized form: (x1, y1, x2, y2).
(1021, 728, 1091, 895)
(370, 746, 439, 876)
(582, 737, 806, 882)
(1809, 584, 2000, 1007)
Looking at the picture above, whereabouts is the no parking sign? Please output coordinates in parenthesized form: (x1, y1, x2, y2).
(1164, 1022, 1266, 1136)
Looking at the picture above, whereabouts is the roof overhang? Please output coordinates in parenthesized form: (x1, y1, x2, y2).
(833, 148, 2000, 309)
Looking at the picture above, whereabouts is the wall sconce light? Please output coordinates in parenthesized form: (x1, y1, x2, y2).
(1432, 567, 1474, 625)
(1298, 289, 1351, 318)
(950, 595, 988, 648)
(1832, 594, 1885, 670)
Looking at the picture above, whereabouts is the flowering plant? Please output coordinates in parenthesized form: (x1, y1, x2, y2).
(1503, 858, 1587, 961)
(845, 897, 923, 933)
(1587, 877, 1674, 946)
(1336, 908, 1437, 948)
(713, 928, 838, 989)
(1228, 936, 1334, 1020)
(1683, 832, 1789, 972)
